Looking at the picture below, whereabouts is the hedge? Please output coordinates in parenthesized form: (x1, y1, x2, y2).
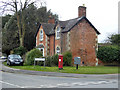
(97, 45, 119, 63)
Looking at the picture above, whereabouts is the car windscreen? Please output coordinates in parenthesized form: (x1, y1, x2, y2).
(9, 55, 21, 59)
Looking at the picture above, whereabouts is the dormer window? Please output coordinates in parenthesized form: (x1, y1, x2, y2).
(56, 27, 60, 39)
(40, 29, 43, 41)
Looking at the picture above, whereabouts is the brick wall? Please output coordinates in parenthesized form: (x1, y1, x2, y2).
(49, 35, 54, 56)
(68, 19, 98, 66)
(36, 26, 47, 56)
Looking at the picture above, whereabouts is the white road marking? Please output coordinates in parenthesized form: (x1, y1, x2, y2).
(1, 80, 118, 88)
(0, 80, 22, 88)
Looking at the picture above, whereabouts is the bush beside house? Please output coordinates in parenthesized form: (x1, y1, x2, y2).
(63, 51, 72, 66)
(45, 54, 58, 67)
(45, 51, 72, 67)
(25, 48, 43, 65)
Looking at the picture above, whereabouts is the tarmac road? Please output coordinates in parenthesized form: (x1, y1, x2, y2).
(0, 60, 119, 89)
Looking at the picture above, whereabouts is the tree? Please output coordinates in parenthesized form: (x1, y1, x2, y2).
(2, 14, 11, 28)
(108, 34, 120, 46)
(105, 34, 120, 46)
(2, 4, 59, 54)
(0, 0, 41, 47)
(2, 15, 19, 55)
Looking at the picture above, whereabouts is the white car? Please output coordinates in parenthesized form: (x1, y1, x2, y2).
(0, 56, 7, 59)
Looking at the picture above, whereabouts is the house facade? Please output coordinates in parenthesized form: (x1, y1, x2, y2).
(35, 6, 100, 66)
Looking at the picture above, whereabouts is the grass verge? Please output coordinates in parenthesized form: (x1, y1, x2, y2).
(3, 62, 118, 74)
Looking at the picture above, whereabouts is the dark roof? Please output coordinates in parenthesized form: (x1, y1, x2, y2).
(60, 16, 100, 34)
(35, 23, 55, 37)
(42, 23, 55, 35)
(35, 16, 100, 37)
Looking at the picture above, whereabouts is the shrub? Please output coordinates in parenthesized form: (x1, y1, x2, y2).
(13, 46, 27, 56)
(25, 48, 42, 65)
(97, 45, 119, 63)
(51, 54, 58, 66)
(45, 54, 58, 67)
(45, 56, 52, 67)
(63, 51, 72, 66)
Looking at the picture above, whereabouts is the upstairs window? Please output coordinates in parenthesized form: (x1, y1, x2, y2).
(40, 30, 43, 41)
(56, 27, 60, 39)
(56, 47, 60, 54)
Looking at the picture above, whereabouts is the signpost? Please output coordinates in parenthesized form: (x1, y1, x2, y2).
(74, 57, 81, 69)
(34, 58, 45, 67)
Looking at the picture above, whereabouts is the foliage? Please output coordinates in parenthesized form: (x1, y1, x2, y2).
(108, 34, 120, 46)
(25, 48, 42, 65)
(51, 54, 58, 66)
(97, 45, 119, 63)
(45, 56, 52, 67)
(2, 4, 59, 55)
(2, 14, 11, 28)
(2, 16, 19, 55)
(63, 51, 72, 66)
(12, 46, 27, 56)
(106, 34, 120, 46)
(45, 54, 58, 67)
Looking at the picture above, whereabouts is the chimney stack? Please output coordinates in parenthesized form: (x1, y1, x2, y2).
(48, 15, 55, 24)
(78, 4, 86, 17)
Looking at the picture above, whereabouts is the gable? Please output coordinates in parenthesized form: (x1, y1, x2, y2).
(35, 23, 55, 37)
(60, 16, 100, 35)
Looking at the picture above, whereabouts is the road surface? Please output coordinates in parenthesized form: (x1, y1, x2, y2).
(0, 71, 118, 88)
(0, 60, 118, 89)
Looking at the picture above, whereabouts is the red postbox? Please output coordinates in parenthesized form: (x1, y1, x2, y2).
(58, 55, 63, 70)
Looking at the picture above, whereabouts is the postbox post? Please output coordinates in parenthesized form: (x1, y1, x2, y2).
(58, 55, 63, 70)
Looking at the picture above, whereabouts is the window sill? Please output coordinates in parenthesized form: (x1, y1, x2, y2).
(40, 39, 43, 41)
(56, 37, 60, 40)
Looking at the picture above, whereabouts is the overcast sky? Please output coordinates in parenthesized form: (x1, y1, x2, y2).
(42, 0, 119, 43)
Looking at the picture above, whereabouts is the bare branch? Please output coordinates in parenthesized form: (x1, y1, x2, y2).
(0, 1, 16, 8)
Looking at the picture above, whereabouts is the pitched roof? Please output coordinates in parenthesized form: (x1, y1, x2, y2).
(59, 16, 100, 34)
(41, 23, 55, 35)
(35, 16, 100, 37)
(35, 23, 55, 37)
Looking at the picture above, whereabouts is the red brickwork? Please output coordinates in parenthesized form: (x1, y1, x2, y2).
(36, 26, 47, 56)
(69, 19, 97, 66)
(49, 35, 54, 56)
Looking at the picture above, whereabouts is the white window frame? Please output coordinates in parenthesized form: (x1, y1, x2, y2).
(56, 27, 60, 39)
(38, 48, 44, 56)
(56, 47, 60, 54)
(36, 37, 37, 46)
(40, 29, 43, 41)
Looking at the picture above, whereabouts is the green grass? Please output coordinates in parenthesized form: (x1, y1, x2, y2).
(3, 62, 118, 74)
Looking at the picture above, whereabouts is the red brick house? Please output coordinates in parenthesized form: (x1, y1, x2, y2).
(35, 6, 100, 66)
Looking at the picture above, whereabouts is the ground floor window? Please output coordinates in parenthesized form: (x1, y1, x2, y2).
(56, 47, 60, 54)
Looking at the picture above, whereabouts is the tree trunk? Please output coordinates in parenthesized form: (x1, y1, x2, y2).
(20, 37, 23, 46)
